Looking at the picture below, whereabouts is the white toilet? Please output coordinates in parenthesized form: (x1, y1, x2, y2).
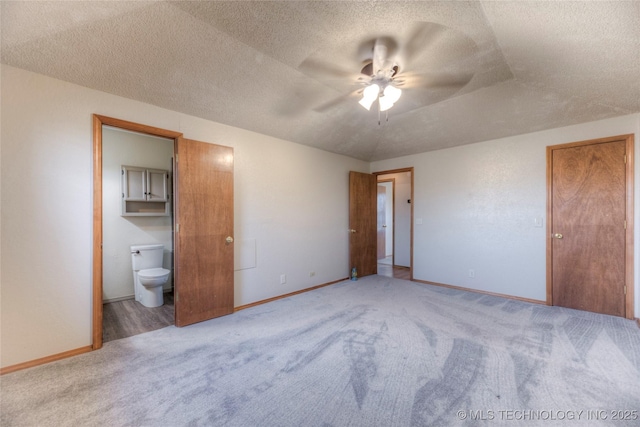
(131, 244, 170, 308)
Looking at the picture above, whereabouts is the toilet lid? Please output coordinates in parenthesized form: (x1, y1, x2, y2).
(138, 268, 170, 279)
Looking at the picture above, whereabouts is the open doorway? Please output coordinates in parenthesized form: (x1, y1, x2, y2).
(376, 179, 394, 264)
(101, 126, 176, 342)
(375, 169, 413, 280)
(93, 116, 183, 349)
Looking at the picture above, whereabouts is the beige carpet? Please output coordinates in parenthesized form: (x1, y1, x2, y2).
(2, 275, 639, 426)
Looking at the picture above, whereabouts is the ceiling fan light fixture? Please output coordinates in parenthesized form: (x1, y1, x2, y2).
(359, 84, 380, 110)
(378, 95, 394, 112)
(383, 85, 402, 104)
(379, 85, 402, 112)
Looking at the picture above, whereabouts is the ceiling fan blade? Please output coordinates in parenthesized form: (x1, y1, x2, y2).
(395, 72, 474, 91)
(313, 89, 363, 113)
(298, 57, 358, 80)
(403, 22, 449, 66)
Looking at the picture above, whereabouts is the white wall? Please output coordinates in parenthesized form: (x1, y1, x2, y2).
(102, 127, 174, 301)
(372, 114, 640, 311)
(0, 65, 369, 368)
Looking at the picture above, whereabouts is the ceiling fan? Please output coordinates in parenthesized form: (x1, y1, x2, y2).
(297, 22, 479, 118)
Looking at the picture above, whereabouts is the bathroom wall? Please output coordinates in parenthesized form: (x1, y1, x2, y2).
(102, 126, 174, 301)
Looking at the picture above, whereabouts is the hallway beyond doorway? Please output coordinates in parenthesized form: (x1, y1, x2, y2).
(377, 257, 410, 280)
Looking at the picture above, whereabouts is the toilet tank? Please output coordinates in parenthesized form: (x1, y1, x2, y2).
(131, 244, 164, 271)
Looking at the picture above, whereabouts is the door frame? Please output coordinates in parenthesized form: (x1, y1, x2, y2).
(546, 134, 634, 319)
(92, 115, 183, 350)
(373, 167, 414, 280)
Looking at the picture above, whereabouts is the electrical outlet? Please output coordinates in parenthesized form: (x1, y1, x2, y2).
(280, 274, 287, 284)
(468, 269, 475, 278)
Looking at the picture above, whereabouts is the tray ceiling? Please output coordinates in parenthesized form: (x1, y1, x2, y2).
(2, 1, 639, 161)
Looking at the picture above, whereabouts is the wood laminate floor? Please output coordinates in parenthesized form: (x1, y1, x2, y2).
(103, 292, 174, 343)
(377, 263, 411, 280)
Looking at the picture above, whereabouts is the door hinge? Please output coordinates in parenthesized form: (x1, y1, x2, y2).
(624, 285, 627, 295)
(175, 292, 179, 302)
(175, 154, 178, 163)
(176, 223, 180, 233)
(624, 220, 627, 230)
(624, 154, 627, 164)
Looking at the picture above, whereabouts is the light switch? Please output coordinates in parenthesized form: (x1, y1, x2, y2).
(534, 217, 543, 228)
(416, 218, 423, 225)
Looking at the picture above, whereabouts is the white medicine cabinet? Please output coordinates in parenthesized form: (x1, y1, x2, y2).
(121, 165, 170, 216)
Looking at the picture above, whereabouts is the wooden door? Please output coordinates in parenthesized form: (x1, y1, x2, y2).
(377, 185, 386, 260)
(349, 171, 377, 277)
(174, 138, 234, 326)
(549, 139, 627, 316)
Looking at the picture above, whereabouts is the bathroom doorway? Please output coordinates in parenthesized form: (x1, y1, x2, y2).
(101, 125, 176, 342)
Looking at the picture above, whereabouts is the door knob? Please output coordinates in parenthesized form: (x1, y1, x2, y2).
(226, 236, 234, 244)
(349, 229, 357, 233)
(553, 233, 563, 239)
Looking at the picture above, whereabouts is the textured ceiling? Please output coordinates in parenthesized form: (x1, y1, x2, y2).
(2, 1, 639, 161)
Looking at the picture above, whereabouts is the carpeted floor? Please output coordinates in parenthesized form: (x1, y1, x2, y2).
(2, 275, 640, 426)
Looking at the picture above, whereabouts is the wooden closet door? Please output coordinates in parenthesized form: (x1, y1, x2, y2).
(550, 140, 626, 317)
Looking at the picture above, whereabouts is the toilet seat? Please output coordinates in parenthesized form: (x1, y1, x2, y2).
(138, 268, 170, 279)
